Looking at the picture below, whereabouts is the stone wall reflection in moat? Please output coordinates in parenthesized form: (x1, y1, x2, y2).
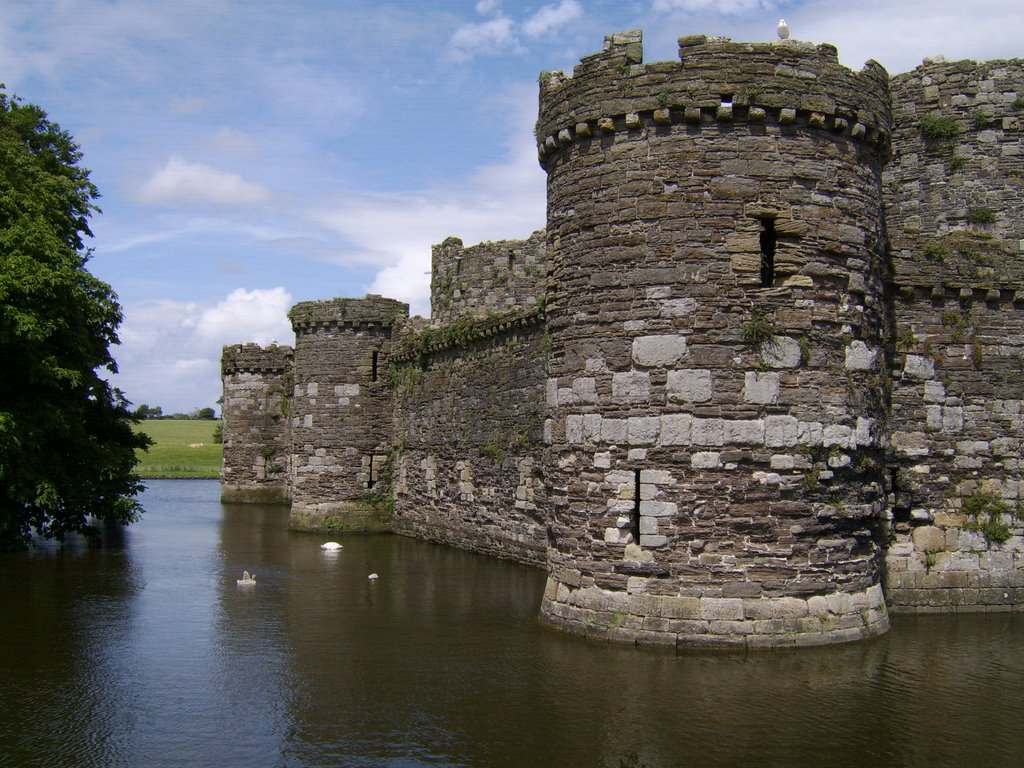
(1, 480, 1022, 768)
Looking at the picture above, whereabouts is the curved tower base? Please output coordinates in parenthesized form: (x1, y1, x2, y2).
(540, 579, 889, 649)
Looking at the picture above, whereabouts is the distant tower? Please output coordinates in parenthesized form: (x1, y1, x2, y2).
(220, 343, 294, 504)
(536, 31, 893, 647)
(287, 295, 408, 532)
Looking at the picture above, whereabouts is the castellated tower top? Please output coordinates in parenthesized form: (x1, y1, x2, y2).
(288, 294, 409, 333)
(221, 342, 293, 376)
(536, 30, 891, 168)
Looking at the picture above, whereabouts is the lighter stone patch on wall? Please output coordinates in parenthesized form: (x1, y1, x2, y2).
(845, 341, 878, 370)
(763, 337, 803, 368)
(904, 355, 935, 379)
(612, 371, 651, 403)
(667, 369, 713, 403)
(632, 335, 688, 367)
(743, 371, 779, 404)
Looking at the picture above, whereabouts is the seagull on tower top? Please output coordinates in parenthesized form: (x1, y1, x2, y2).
(777, 19, 790, 40)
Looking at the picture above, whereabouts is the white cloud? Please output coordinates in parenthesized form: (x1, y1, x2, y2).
(309, 84, 545, 317)
(475, 0, 502, 14)
(790, 0, 1024, 74)
(112, 287, 293, 413)
(652, 0, 777, 12)
(137, 157, 271, 208)
(523, 0, 583, 37)
(450, 14, 518, 61)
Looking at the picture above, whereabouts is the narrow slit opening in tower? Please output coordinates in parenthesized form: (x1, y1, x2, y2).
(367, 455, 376, 490)
(632, 469, 642, 544)
(507, 251, 515, 272)
(759, 218, 777, 288)
(371, 350, 379, 382)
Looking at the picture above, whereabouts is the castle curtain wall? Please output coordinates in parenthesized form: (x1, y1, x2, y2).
(884, 58, 1024, 610)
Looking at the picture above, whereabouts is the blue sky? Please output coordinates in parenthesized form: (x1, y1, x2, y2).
(2, 0, 1021, 413)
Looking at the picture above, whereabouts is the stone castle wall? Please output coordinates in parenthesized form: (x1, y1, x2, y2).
(221, 31, 1024, 650)
(884, 58, 1024, 611)
(430, 232, 548, 325)
(221, 343, 293, 503)
(389, 310, 549, 565)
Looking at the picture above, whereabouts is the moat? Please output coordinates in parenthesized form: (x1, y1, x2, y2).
(1, 480, 1022, 767)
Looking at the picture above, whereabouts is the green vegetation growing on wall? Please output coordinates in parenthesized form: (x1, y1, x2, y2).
(918, 114, 959, 141)
(741, 309, 779, 351)
(967, 206, 997, 225)
(961, 491, 1013, 546)
(393, 309, 545, 370)
(479, 443, 505, 462)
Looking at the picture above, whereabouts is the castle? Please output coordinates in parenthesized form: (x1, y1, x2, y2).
(221, 31, 1024, 649)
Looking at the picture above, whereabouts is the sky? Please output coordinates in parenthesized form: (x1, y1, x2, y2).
(1, 0, 1021, 414)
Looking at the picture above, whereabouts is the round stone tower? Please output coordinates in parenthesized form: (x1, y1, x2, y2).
(287, 295, 408, 532)
(536, 31, 893, 648)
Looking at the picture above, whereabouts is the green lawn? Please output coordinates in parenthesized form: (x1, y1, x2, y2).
(134, 420, 222, 478)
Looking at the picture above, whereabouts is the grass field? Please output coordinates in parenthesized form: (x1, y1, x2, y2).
(134, 420, 222, 478)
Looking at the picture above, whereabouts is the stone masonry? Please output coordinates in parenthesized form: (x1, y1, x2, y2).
(221, 343, 293, 503)
(884, 58, 1024, 612)
(286, 296, 408, 532)
(222, 31, 1024, 650)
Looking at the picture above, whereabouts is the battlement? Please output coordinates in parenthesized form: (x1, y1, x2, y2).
(537, 31, 890, 168)
(221, 343, 294, 375)
(289, 295, 409, 333)
(430, 231, 547, 324)
(887, 57, 1024, 292)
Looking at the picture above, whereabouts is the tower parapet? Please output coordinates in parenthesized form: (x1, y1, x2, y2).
(430, 231, 548, 324)
(287, 295, 409, 532)
(538, 31, 893, 648)
(537, 31, 890, 169)
(221, 343, 294, 504)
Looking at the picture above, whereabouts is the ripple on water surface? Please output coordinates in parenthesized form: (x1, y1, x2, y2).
(2, 479, 1023, 767)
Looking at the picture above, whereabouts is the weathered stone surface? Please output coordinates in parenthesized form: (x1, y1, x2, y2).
(667, 369, 713, 402)
(632, 335, 689, 367)
(224, 32, 1024, 650)
(743, 371, 779, 404)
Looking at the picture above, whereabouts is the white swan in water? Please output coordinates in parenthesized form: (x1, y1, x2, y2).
(368, 573, 379, 581)
(320, 541, 343, 551)
(237, 570, 256, 587)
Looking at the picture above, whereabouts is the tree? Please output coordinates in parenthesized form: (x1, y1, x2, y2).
(132, 403, 163, 420)
(195, 407, 216, 420)
(0, 87, 150, 549)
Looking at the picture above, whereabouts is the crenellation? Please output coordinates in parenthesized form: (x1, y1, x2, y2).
(222, 30, 1024, 650)
(430, 231, 548, 325)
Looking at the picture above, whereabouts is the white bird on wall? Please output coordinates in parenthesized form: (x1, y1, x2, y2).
(777, 19, 790, 40)
(237, 570, 256, 587)
(368, 573, 379, 581)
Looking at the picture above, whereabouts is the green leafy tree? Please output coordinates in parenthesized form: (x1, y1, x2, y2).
(132, 403, 163, 420)
(0, 87, 150, 549)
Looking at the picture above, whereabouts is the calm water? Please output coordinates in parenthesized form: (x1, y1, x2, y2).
(1, 480, 1023, 767)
